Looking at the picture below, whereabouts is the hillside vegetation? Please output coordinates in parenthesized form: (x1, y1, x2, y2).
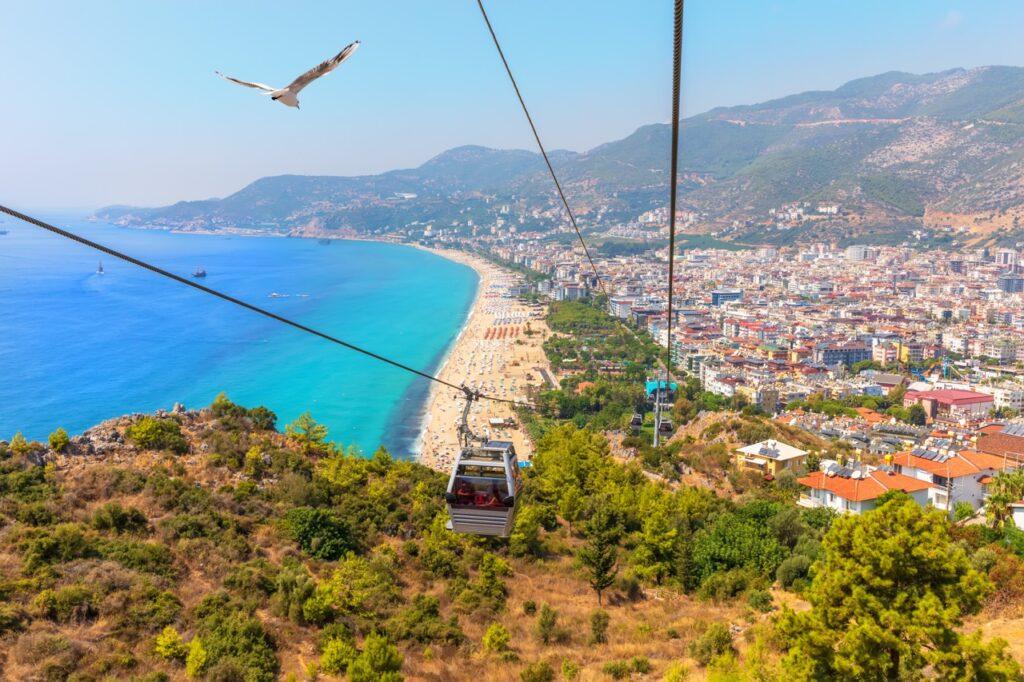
(2, 391, 1023, 680)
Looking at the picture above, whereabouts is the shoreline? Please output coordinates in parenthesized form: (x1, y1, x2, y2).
(90, 222, 550, 471)
(404, 245, 484, 459)
(409, 246, 551, 473)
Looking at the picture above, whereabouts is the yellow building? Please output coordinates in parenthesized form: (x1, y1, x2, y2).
(734, 439, 808, 478)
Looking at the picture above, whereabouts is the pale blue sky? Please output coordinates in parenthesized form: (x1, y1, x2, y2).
(3, 1, 1023, 209)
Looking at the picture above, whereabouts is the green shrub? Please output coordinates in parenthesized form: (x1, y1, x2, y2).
(601, 660, 631, 679)
(662, 661, 689, 681)
(185, 637, 207, 678)
(536, 603, 557, 645)
(15, 502, 57, 526)
(120, 589, 181, 632)
(510, 505, 546, 558)
(248, 406, 277, 431)
(193, 611, 277, 681)
(0, 603, 26, 635)
(483, 622, 511, 653)
(9, 432, 38, 458)
(697, 568, 755, 602)
(561, 659, 580, 680)
(320, 637, 359, 675)
(21, 523, 97, 569)
(272, 561, 315, 623)
(0, 462, 53, 502)
(456, 553, 511, 614)
(953, 501, 976, 522)
(747, 589, 774, 612)
(417, 514, 464, 579)
(224, 559, 276, 598)
(347, 633, 403, 682)
(689, 622, 734, 667)
(310, 552, 401, 630)
(154, 626, 188, 662)
(282, 507, 358, 560)
(92, 502, 149, 534)
(520, 660, 555, 682)
(211, 393, 248, 419)
(522, 600, 537, 615)
(301, 593, 334, 625)
(34, 585, 97, 623)
(630, 656, 651, 673)
(126, 417, 188, 454)
(388, 594, 464, 645)
(589, 609, 609, 644)
(48, 428, 70, 453)
(775, 555, 812, 590)
(102, 539, 176, 576)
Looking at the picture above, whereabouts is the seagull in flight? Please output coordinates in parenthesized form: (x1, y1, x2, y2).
(216, 41, 360, 109)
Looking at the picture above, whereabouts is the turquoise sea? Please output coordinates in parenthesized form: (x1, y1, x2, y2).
(0, 214, 478, 455)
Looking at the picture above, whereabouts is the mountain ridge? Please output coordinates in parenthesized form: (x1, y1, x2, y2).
(96, 66, 1024, 245)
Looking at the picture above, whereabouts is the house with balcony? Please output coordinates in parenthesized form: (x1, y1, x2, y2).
(890, 448, 1010, 512)
(797, 463, 933, 514)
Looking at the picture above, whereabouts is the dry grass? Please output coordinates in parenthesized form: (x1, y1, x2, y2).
(391, 545, 751, 682)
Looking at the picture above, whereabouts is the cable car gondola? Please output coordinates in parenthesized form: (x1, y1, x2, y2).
(630, 412, 643, 432)
(444, 388, 523, 537)
(658, 415, 674, 434)
(445, 440, 522, 536)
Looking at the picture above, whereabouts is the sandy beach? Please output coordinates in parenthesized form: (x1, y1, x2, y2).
(415, 248, 552, 474)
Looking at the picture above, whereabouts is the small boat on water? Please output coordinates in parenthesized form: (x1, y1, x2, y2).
(192, 267, 207, 278)
(96, 261, 104, 275)
(318, 238, 332, 245)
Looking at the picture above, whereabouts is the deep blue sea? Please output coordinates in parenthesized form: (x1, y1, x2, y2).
(0, 214, 478, 455)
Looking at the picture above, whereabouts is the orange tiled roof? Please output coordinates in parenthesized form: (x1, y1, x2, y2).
(797, 469, 933, 502)
(891, 449, 1011, 478)
(959, 449, 1015, 471)
(891, 451, 980, 478)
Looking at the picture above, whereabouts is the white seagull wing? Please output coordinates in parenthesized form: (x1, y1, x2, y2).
(286, 40, 360, 93)
(215, 71, 276, 93)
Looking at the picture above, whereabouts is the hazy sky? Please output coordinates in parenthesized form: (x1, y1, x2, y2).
(4, 0, 1024, 209)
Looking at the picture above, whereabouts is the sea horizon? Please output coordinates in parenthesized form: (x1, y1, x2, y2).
(0, 214, 478, 456)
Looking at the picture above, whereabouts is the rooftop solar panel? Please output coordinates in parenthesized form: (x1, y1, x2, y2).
(1002, 423, 1024, 438)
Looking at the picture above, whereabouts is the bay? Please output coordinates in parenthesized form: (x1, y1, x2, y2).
(0, 214, 478, 455)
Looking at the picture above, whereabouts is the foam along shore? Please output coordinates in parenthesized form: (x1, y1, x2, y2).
(413, 247, 552, 474)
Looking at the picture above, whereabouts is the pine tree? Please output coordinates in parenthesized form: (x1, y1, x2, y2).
(578, 508, 620, 605)
(778, 495, 1019, 680)
(631, 506, 678, 584)
(348, 633, 403, 682)
(558, 486, 585, 534)
(285, 411, 329, 455)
